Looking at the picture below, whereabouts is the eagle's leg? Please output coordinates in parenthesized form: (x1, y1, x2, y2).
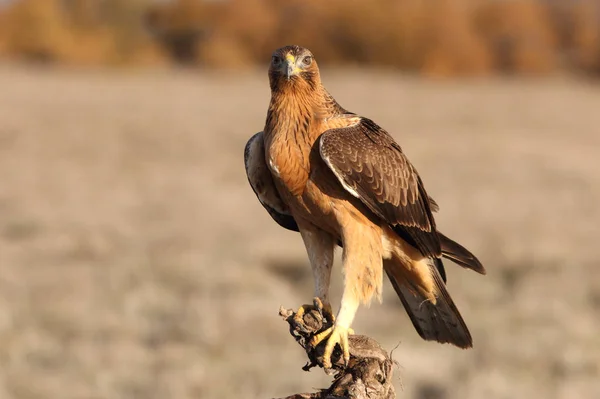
(294, 224, 335, 326)
(314, 218, 383, 369)
(310, 293, 358, 368)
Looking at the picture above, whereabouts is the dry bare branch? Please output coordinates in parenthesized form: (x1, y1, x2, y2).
(276, 300, 397, 399)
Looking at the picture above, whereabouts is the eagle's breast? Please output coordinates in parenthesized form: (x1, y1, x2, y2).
(265, 135, 310, 198)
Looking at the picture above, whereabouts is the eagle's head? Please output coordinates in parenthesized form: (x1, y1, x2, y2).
(268, 45, 321, 93)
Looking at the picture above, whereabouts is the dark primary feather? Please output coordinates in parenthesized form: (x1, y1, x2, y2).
(438, 232, 486, 275)
(384, 258, 473, 348)
(319, 117, 441, 258)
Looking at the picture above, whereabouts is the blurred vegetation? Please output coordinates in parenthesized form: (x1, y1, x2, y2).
(0, 0, 598, 76)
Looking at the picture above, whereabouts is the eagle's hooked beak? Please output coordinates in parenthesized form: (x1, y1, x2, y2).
(284, 54, 300, 80)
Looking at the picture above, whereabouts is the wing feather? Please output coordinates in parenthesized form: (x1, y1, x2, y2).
(319, 118, 441, 257)
(244, 132, 299, 232)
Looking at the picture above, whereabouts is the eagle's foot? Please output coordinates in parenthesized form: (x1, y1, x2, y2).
(311, 324, 353, 369)
(294, 297, 335, 327)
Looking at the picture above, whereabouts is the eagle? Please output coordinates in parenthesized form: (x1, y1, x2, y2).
(244, 45, 486, 369)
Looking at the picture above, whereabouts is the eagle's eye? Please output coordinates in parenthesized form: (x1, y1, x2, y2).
(272, 55, 282, 66)
(302, 56, 312, 66)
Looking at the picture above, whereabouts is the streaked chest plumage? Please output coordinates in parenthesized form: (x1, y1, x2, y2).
(264, 124, 313, 198)
(263, 88, 362, 226)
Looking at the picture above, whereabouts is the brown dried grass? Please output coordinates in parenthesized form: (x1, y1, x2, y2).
(0, 0, 164, 65)
(0, 0, 598, 76)
(473, 0, 558, 74)
(570, 2, 600, 74)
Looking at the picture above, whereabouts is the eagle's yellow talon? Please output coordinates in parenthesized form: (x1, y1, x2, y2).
(295, 297, 335, 326)
(313, 297, 335, 323)
(310, 326, 332, 347)
(293, 303, 314, 326)
(311, 325, 351, 369)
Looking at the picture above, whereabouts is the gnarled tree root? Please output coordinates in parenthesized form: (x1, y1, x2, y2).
(276, 300, 397, 399)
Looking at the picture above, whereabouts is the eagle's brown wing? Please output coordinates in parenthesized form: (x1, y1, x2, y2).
(319, 117, 441, 258)
(320, 118, 479, 348)
(244, 132, 299, 233)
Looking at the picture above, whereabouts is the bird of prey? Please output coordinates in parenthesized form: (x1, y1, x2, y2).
(244, 45, 486, 369)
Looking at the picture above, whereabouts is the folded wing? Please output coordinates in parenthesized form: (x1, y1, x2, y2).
(319, 117, 441, 258)
(244, 132, 299, 233)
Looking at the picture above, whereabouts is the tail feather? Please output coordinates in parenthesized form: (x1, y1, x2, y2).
(439, 231, 486, 275)
(384, 258, 473, 349)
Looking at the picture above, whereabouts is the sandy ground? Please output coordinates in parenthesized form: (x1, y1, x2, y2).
(0, 65, 599, 399)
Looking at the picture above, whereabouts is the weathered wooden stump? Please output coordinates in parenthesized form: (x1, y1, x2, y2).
(276, 300, 397, 399)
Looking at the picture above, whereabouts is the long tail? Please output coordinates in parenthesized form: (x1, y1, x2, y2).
(439, 231, 486, 275)
(384, 258, 473, 348)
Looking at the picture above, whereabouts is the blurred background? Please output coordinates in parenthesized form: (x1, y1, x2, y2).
(0, 1, 599, 398)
